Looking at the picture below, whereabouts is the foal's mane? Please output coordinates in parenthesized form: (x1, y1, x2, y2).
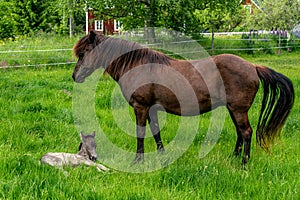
(73, 32, 175, 80)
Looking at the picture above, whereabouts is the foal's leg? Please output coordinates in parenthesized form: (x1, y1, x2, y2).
(82, 159, 109, 171)
(229, 110, 253, 164)
(147, 107, 165, 153)
(133, 105, 149, 163)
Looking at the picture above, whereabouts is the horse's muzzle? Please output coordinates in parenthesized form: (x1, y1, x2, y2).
(90, 156, 97, 162)
(72, 73, 85, 83)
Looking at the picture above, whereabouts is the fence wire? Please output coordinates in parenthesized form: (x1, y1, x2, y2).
(1, 33, 300, 69)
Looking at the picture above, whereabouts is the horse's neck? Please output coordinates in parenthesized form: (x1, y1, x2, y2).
(100, 38, 143, 70)
(99, 38, 143, 82)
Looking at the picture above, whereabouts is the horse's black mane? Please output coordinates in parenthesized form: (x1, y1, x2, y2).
(74, 32, 175, 80)
(73, 33, 108, 58)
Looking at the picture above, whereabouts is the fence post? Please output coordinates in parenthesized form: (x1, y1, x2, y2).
(278, 31, 281, 55)
(211, 28, 215, 56)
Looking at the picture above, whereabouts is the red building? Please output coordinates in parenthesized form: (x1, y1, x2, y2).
(86, 9, 122, 35)
(241, 0, 262, 14)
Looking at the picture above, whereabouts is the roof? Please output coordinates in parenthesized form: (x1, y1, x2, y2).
(251, 0, 263, 9)
(241, 0, 263, 10)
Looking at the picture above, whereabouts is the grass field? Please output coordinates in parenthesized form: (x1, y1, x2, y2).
(0, 35, 299, 199)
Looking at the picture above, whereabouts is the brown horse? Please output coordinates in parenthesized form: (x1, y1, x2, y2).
(72, 30, 294, 164)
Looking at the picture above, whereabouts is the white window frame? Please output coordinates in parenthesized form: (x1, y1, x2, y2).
(114, 20, 122, 31)
(95, 20, 103, 31)
(243, 5, 252, 14)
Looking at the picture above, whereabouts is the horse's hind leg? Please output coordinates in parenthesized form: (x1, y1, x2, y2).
(147, 106, 165, 153)
(228, 109, 253, 164)
(228, 109, 243, 156)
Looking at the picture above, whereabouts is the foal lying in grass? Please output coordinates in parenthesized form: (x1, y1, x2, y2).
(41, 131, 108, 171)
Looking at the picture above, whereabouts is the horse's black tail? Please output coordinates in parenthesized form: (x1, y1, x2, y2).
(255, 66, 294, 151)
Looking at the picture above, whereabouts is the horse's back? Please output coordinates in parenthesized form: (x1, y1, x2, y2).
(41, 153, 65, 166)
(213, 54, 257, 76)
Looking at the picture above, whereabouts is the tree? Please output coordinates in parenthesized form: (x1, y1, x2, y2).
(0, 0, 86, 39)
(0, 0, 251, 40)
(159, 0, 200, 34)
(86, 0, 241, 41)
(193, 0, 241, 55)
(0, 1, 17, 39)
(193, 0, 241, 32)
(10, 0, 53, 34)
(49, 0, 86, 36)
(248, 0, 300, 31)
(86, 0, 162, 42)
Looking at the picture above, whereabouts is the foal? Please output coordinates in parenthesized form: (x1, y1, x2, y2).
(41, 131, 108, 171)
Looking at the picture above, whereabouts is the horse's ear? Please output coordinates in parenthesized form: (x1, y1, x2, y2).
(92, 131, 96, 137)
(88, 30, 97, 43)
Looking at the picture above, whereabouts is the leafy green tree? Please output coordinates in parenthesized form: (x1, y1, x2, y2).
(10, 0, 51, 34)
(0, 1, 17, 39)
(193, 0, 240, 55)
(0, 0, 85, 39)
(0, 0, 250, 40)
(193, 0, 241, 32)
(248, 0, 300, 30)
(86, 0, 162, 41)
(159, 0, 200, 34)
(86, 0, 241, 34)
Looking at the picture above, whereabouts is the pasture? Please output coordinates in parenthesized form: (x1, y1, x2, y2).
(0, 34, 299, 199)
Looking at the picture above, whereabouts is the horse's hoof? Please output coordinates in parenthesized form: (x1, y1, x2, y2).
(131, 159, 144, 166)
(242, 156, 250, 165)
(157, 147, 165, 154)
(233, 149, 242, 157)
(131, 154, 144, 165)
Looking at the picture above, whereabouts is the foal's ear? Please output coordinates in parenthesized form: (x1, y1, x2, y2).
(88, 30, 97, 43)
(78, 142, 83, 151)
(92, 131, 96, 137)
(80, 131, 85, 141)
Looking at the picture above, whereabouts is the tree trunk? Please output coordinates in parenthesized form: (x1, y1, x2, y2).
(144, 24, 155, 44)
(69, 0, 74, 38)
(278, 30, 281, 55)
(143, 0, 156, 43)
(69, 16, 74, 37)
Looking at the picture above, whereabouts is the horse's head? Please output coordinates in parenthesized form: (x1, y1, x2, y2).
(72, 30, 107, 83)
(78, 131, 98, 161)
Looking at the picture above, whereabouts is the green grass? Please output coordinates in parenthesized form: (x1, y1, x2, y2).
(0, 33, 82, 67)
(195, 34, 300, 56)
(0, 35, 299, 199)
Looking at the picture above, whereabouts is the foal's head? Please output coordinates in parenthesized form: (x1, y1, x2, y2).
(78, 131, 98, 161)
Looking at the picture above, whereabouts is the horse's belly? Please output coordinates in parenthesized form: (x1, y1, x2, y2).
(157, 96, 222, 116)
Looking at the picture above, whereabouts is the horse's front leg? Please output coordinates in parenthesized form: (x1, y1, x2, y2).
(133, 105, 149, 163)
(147, 107, 165, 153)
